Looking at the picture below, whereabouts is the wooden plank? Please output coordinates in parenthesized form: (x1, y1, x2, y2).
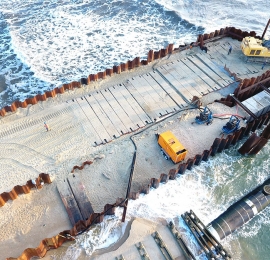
(195, 53, 234, 84)
(96, 90, 129, 134)
(148, 70, 187, 108)
(187, 55, 226, 89)
(129, 76, 165, 117)
(156, 65, 194, 101)
(70, 100, 103, 145)
(143, 73, 178, 112)
(109, 85, 145, 128)
(86, 94, 119, 139)
(57, 180, 83, 226)
(76, 97, 109, 144)
(124, 79, 159, 120)
(136, 74, 174, 115)
(101, 88, 135, 132)
(67, 174, 94, 221)
(118, 83, 152, 124)
(180, 58, 214, 93)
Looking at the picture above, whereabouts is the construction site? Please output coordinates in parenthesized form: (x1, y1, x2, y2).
(1, 24, 270, 260)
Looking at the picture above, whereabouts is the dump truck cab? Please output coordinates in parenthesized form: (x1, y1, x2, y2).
(157, 131, 187, 164)
(241, 36, 270, 57)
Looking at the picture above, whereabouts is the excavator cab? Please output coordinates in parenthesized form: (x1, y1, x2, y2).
(241, 36, 270, 58)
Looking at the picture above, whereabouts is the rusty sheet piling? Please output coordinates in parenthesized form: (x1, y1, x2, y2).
(238, 123, 270, 155)
(0, 173, 51, 207)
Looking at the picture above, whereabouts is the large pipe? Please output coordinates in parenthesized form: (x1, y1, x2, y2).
(207, 182, 270, 241)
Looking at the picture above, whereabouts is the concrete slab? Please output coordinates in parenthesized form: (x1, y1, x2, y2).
(166, 60, 205, 96)
(78, 96, 112, 143)
(180, 58, 213, 93)
(129, 76, 165, 117)
(253, 91, 270, 107)
(143, 73, 178, 113)
(212, 42, 248, 75)
(242, 98, 264, 114)
(109, 85, 146, 128)
(90, 92, 122, 137)
(97, 90, 130, 135)
(101, 88, 136, 132)
(72, 99, 104, 145)
(124, 79, 161, 120)
(195, 52, 234, 85)
(187, 55, 225, 89)
(148, 70, 187, 108)
(135, 75, 169, 115)
(119, 83, 152, 125)
(165, 62, 203, 96)
(157, 65, 195, 101)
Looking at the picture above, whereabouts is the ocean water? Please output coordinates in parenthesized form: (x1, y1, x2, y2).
(0, 0, 270, 259)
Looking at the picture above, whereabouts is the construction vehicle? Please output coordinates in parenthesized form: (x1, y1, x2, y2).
(241, 19, 270, 63)
(241, 36, 270, 63)
(221, 115, 240, 134)
(157, 131, 187, 163)
(195, 107, 213, 125)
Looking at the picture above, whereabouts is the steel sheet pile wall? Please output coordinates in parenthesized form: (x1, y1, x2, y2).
(0, 173, 51, 207)
(238, 123, 270, 155)
(0, 27, 259, 118)
(219, 72, 270, 105)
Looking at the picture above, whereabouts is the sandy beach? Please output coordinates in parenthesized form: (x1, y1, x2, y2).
(0, 38, 262, 260)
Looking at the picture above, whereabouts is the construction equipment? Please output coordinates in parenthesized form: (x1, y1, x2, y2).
(182, 210, 231, 260)
(195, 107, 213, 125)
(157, 131, 187, 163)
(241, 36, 270, 64)
(221, 116, 240, 134)
(241, 18, 270, 63)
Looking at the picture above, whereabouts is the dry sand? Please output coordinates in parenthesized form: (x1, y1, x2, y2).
(0, 40, 254, 260)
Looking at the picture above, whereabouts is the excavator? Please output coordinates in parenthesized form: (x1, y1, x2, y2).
(241, 19, 270, 64)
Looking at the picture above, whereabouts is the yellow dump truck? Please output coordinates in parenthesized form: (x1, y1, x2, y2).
(241, 36, 270, 58)
(157, 131, 187, 164)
